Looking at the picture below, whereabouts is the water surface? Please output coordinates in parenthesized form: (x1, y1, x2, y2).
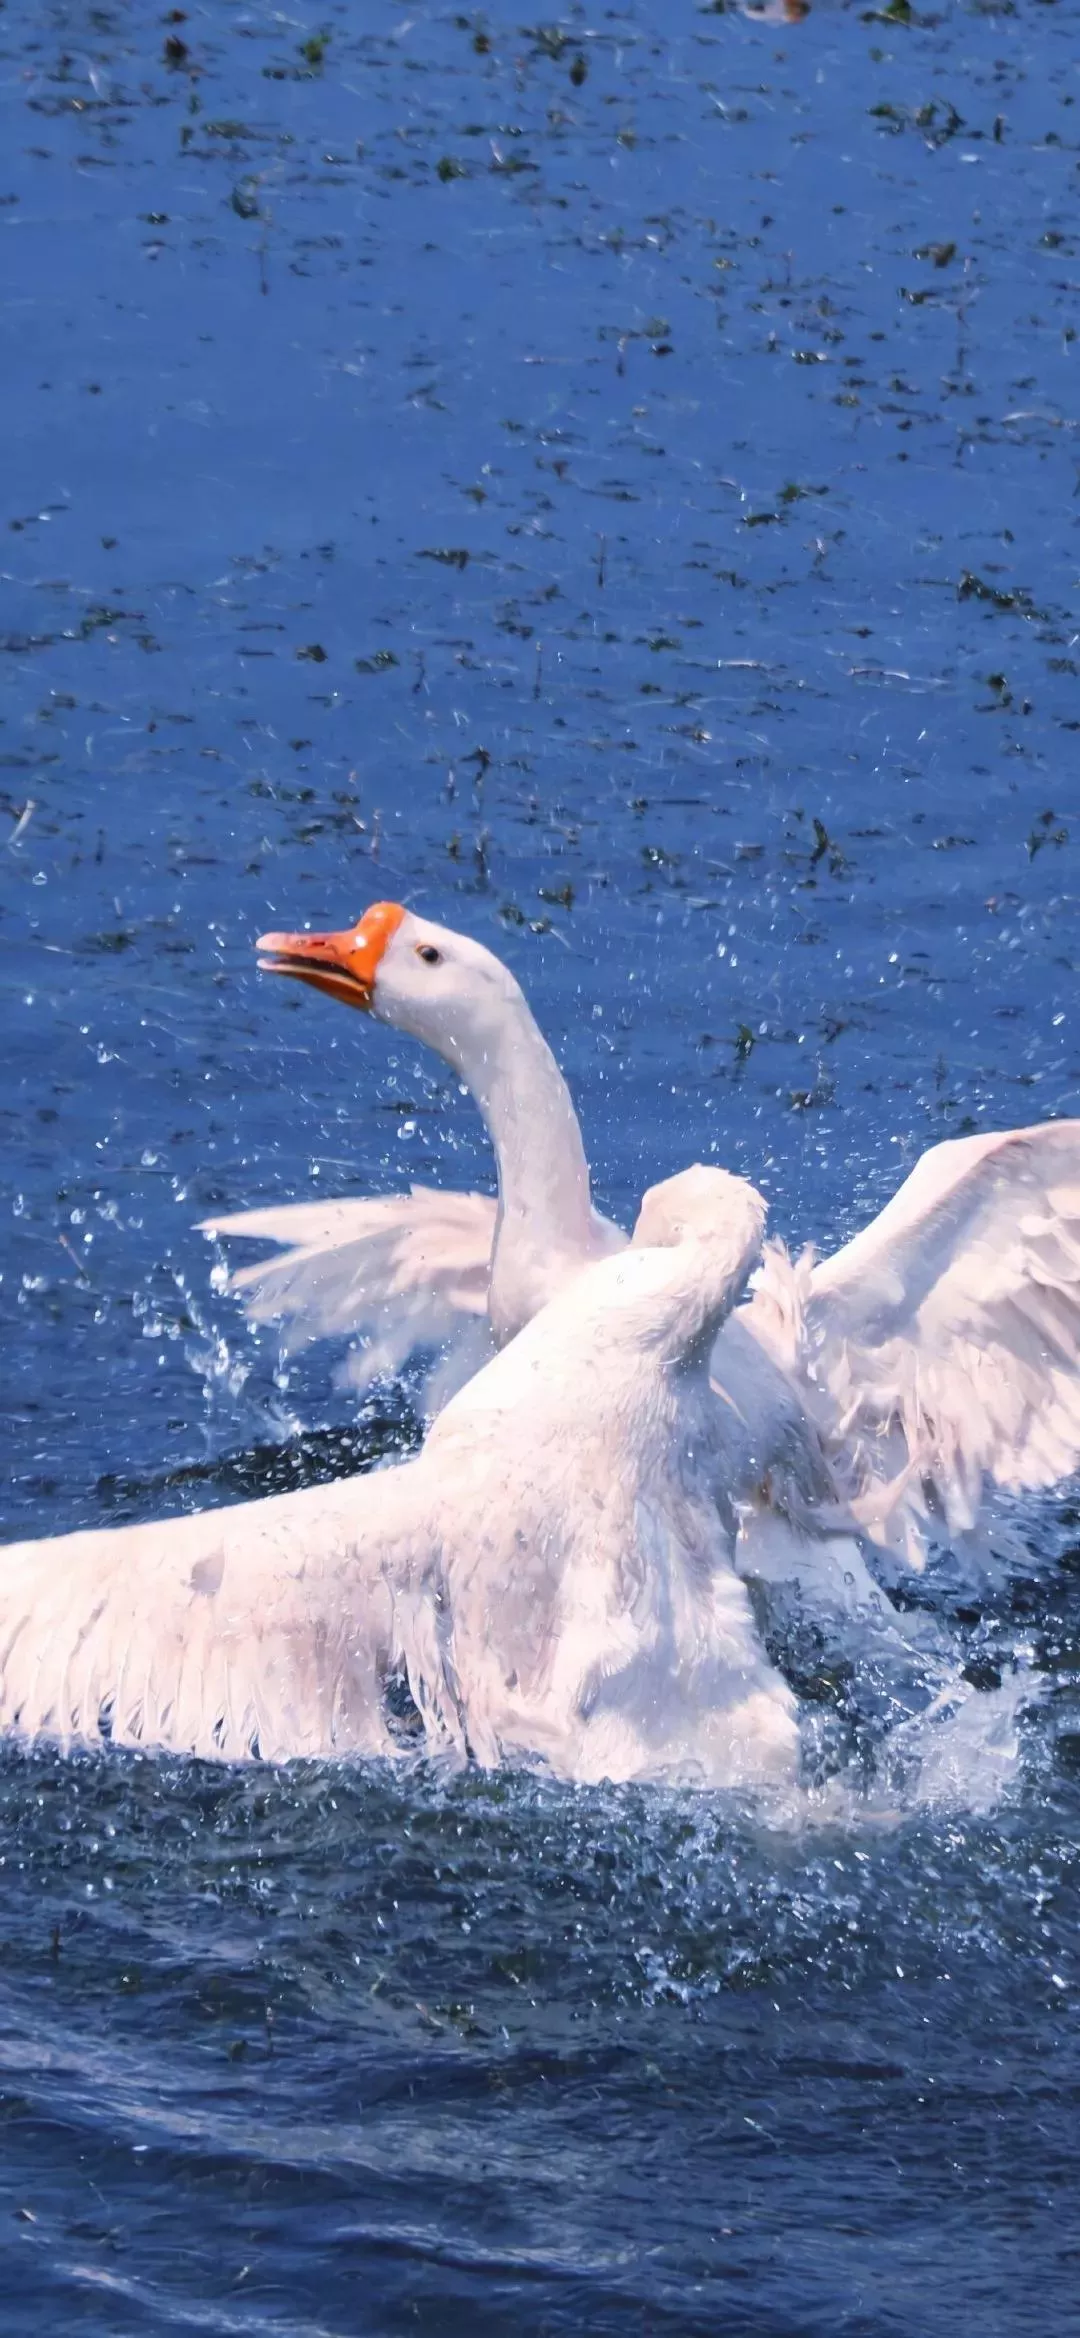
(1, 2, 1078, 2330)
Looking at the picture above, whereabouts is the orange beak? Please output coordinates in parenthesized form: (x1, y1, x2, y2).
(256, 900, 406, 1011)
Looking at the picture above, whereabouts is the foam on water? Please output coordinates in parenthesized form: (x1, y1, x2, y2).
(3, 0, 1079, 2323)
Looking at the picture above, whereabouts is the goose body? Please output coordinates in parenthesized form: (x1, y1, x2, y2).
(0, 1169, 797, 1785)
(207, 904, 1080, 1581)
(214, 904, 845, 1572)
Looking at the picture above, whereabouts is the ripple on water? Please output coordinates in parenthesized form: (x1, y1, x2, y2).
(2, 0, 1080, 2325)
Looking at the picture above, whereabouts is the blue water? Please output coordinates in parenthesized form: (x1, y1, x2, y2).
(2, 0, 1079, 2327)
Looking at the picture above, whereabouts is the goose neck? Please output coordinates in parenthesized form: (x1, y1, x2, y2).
(458, 999, 594, 1250)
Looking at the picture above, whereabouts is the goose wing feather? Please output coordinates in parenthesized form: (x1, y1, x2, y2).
(0, 1472, 418, 1761)
(200, 1186, 497, 1384)
(805, 1121, 1080, 1557)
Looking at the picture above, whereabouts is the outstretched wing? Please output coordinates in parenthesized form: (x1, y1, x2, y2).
(806, 1122, 1080, 1561)
(0, 1471, 418, 1762)
(200, 1186, 498, 1389)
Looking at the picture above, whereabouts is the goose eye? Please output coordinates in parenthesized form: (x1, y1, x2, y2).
(416, 944, 442, 967)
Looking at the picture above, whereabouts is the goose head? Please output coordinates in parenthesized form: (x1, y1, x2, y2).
(257, 900, 604, 1333)
(256, 900, 529, 1072)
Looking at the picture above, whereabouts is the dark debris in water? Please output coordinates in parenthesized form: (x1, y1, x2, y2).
(2, 0, 1080, 2323)
(92, 1408, 422, 1522)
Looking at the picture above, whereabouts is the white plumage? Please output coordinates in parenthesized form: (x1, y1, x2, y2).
(207, 1186, 497, 1396)
(214, 904, 1080, 1579)
(0, 1478, 405, 1764)
(803, 1123, 1080, 1560)
(0, 1168, 798, 1785)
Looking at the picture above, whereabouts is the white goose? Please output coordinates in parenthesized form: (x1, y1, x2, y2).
(0, 1167, 799, 1786)
(206, 902, 1080, 1579)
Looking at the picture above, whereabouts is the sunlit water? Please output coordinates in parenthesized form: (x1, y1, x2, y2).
(1, 1, 1078, 2328)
